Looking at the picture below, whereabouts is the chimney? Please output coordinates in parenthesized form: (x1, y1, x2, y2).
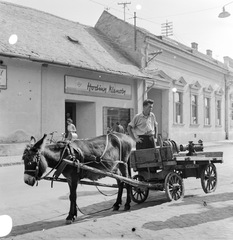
(191, 42, 198, 50)
(206, 49, 212, 57)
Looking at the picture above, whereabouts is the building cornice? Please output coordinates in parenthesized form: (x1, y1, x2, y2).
(144, 36, 228, 74)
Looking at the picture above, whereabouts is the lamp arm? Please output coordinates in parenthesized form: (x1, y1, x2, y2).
(224, 1, 233, 7)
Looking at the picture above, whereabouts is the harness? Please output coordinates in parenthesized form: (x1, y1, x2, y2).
(29, 133, 125, 186)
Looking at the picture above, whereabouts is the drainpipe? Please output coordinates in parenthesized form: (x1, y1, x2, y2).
(225, 74, 229, 140)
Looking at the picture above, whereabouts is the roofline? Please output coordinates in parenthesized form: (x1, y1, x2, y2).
(144, 35, 228, 73)
(0, 52, 151, 81)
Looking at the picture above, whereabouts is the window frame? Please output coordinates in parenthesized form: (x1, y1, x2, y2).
(173, 91, 183, 124)
(215, 88, 224, 127)
(204, 96, 211, 126)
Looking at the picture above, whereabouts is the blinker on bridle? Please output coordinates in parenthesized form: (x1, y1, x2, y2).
(24, 150, 41, 182)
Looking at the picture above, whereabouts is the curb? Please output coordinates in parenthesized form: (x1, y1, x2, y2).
(0, 161, 23, 167)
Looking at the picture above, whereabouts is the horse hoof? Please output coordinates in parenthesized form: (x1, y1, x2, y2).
(66, 219, 73, 225)
(124, 205, 130, 211)
(113, 205, 120, 211)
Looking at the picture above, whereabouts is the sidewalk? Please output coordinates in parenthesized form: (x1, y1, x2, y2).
(1, 139, 232, 167)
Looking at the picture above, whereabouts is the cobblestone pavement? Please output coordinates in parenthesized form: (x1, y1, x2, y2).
(1, 141, 233, 240)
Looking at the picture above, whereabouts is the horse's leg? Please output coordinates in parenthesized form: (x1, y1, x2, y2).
(66, 173, 79, 224)
(113, 179, 123, 211)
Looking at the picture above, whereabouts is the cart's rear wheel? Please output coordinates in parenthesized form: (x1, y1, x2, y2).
(201, 163, 217, 193)
(164, 172, 184, 201)
(130, 175, 149, 204)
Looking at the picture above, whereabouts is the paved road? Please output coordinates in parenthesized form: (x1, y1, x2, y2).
(1, 143, 233, 239)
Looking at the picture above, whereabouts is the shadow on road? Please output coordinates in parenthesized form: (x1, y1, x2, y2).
(8, 191, 233, 237)
(8, 190, 169, 237)
(143, 191, 233, 231)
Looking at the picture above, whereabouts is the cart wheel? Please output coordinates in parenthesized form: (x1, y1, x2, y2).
(164, 172, 184, 201)
(130, 175, 149, 204)
(201, 163, 217, 193)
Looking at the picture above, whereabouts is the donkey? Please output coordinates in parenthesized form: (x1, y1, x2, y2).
(22, 133, 134, 224)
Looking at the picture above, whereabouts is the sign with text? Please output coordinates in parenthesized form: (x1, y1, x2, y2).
(65, 75, 132, 99)
(0, 66, 7, 89)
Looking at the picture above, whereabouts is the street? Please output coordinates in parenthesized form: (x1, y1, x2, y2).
(1, 143, 233, 239)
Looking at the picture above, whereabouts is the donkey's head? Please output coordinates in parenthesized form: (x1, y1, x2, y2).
(22, 134, 48, 186)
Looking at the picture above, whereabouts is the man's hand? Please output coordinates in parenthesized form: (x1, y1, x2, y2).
(135, 137, 143, 143)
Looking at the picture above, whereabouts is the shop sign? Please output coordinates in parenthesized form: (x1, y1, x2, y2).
(0, 66, 7, 89)
(65, 75, 132, 99)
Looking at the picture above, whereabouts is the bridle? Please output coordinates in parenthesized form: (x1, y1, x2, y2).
(24, 150, 41, 181)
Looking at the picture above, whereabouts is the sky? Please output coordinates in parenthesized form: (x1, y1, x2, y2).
(2, 0, 233, 62)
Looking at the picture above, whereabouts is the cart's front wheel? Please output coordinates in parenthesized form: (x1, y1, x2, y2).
(164, 172, 184, 201)
(201, 163, 217, 193)
(130, 175, 149, 204)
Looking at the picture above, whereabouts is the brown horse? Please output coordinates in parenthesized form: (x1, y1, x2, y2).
(22, 133, 134, 224)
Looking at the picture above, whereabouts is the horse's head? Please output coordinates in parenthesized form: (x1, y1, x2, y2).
(22, 134, 48, 186)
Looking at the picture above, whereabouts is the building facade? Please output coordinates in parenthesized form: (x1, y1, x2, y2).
(1, 2, 233, 157)
(0, 2, 149, 155)
(95, 11, 233, 144)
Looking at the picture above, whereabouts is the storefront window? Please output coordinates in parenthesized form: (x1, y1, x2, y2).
(103, 107, 132, 134)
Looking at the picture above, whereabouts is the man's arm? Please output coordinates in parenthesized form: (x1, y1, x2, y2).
(127, 125, 136, 141)
(127, 125, 142, 143)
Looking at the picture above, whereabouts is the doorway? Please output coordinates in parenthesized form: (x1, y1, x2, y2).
(65, 102, 76, 136)
(148, 88, 167, 137)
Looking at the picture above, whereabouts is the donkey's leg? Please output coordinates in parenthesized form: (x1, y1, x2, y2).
(121, 162, 131, 211)
(66, 173, 78, 224)
(113, 162, 131, 211)
(124, 183, 131, 211)
(124, 158, 132, 211)
(113, 179, 124, 211)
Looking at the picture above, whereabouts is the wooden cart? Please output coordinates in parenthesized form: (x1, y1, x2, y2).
(130, 143, 223, 203)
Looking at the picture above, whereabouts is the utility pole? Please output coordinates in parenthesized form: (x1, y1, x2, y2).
(134, 12, 137, 50)
(118, 2, 131, 21)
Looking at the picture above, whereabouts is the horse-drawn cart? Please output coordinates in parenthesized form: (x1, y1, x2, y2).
(23, 134, 224, 222)
(130, 140, 223, 203)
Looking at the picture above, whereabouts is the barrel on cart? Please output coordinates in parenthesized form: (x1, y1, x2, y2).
(130, 140, 223, 203)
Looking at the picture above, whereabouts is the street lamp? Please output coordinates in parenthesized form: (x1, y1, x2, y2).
(218, 1, 233, 18)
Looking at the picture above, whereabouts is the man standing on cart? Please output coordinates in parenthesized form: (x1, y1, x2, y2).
(127, 99, 158, 150)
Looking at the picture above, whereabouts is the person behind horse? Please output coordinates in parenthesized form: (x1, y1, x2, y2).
(67, 118, 78, 140)
(116, 122, 125, 133)
(127, 99, 158, 149)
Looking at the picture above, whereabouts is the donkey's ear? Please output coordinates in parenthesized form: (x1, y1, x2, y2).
(30, 136, 36, 145)
(33, 134, 47, 150)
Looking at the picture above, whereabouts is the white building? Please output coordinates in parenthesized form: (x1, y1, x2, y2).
(95, 11, 233, 144)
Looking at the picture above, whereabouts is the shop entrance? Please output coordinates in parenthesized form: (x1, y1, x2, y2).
(65, 101, 96, 139)
(65, 102, 76, 137)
